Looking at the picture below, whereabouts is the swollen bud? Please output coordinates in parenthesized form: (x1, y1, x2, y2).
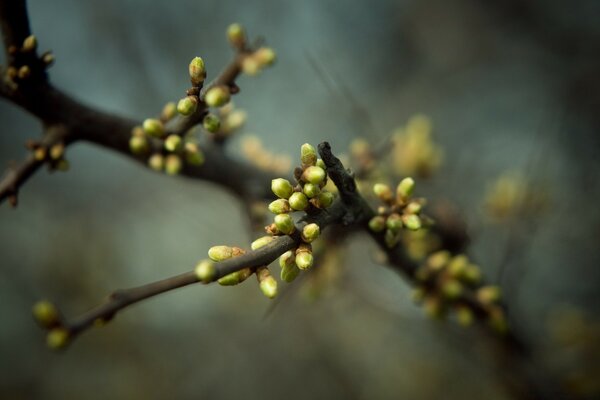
(271, 178, 294, 199)
(456, 306, 474, 327)
(161, 102, 177, 121)
(205, 86, 230, 108)
(46, 328, 70, 350)
(255, 47, 276, 67)
(402, 214, 422, 231)
(268, 199, 291, 214)
(227, 23, 246, 48)
(208, 245, 233, 261)
(314, 191, 334, 208)
(257, 267, 278, 299)
(397, 177, 415, 200)
(274, 213, 295, 235)
(289, 192, 309, 211)
(302, 166, 326, 185)
(164, 135, 183, 152)
(300, 143, 317, 168)
(386, 213, 403, 232)
(218, 268, 252, 286)
(251, 235, 275, 250)
(477, 286, 501, 305)
(130, 135, 149, 155)
(295, 244, 313, 270)
(301, 223, 320, 243)
(281, 261, 300, 282)
(177, 96, 199, 116)
(303, 183, 320, 198)
(188, 56, 206, 86)
(373, 183, 393, 203)
(32, 300, 60, 328)
(203, 113, 221, 133)
(148, 153, 165, 171)
(184, 142, 205, 166)
(165, 155, 182, 175)
(142, 118, 164, 138)
(368, 215, 386, 232)
(22, 35, 37, 52)
(442, 280, 463, 300)
(195, 259, 216, 283)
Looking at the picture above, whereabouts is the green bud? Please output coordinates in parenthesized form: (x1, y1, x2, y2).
(384, 229, 399, 248)
(257, 267, 278, 299)
(161, 102, 177, 121)
(279, 250, 295, 269)
(373, 183, 393, 203)
(188, 56, 206, 86)
(255, 47, 276, 67)
(227, 23, 246, 48)
(18, 65, 31, 79)
(456, 306, 474, 327)
(129, 135, 149, 155)
(32, 300, 59, 328)
(142, 118, 164, 138)
(177, 96, 198, 116)
(148, 153, 164, 171)
(397, 177, 415, 200)
(314, 191, 334, 208)
(195, 259, 216, 283)
(402, 214, 421, 231)
(184, 142, 205, 166)
(427, 250, 450, 271)
(165, 155, 182, 175)
(316, 159, 326, 170)
(274, 213, 295, 235)
(42, 52, 55, 66)
(208, 245, 233, 262)
(442, 280, 463, 300)
(386, 213, 403, 232)
(447, 255, 468, 278)
(303, 183, 320, 198)
(22, 35, 37, 52)
(368, 215, 386, 232)
(289, 192, 309, 211)
(164, 135, 183, 152)
(271, 178, 294, 199)
(295, 245, 313, 270)
(241, 56, 261, 76)
(300, 143, 317, 167)
(251, 235, 275, 250)
(205, 86, 230, 108)
(302, 166, 326, 185)
(218, 268, 252, 286)
(203, 113, 221, 133)
(280, 261, 300, 282)
(405, 201, 422, 214)
(46, 328, 70, 350)
(268, 199, 291, 214)
(477, 286, 501, 305)
(463, 264, 482, 283)
(301, 223, 320, 243)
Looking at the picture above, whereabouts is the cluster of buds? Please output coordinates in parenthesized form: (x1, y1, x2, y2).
(31, 300, 70, 350)
(226, 23, 276, 76)
(368, 177, 428, 248)
(4, 35, 54, 90)
(241, 135, 292, 175)
(412, 251, 506, 333)
(266, 143, 334, 283)
(194, 241, 278, 299)
(26, 140, 69, 172)
(392, 114, 443, 179)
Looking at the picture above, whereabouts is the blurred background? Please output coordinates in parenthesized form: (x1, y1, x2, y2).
(1, 0, 599, 399)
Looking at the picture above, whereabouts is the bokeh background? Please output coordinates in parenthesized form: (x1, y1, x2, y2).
(1, 0, 599, 399)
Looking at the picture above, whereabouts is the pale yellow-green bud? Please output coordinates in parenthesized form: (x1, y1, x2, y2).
(302, 166, 326, 185)
(477, 286, 501, 305)
(257, 267, 278, 299)
(274, 213, 295, 235)
(49, 143, 65, 160)
(289, 192, 308, 211)
(203, 113, 221, 133)
(442, 279, 463, 300)
(447, 255, 468, 278)
(227, 23, 246, 48)
(208, 245, 233, 262)
(301, 223, 320, 243)
(280, 261, 300, 282)
(184, 142, 205, 166)
(279, 250, 295, 268)
(463, 264, 482, 283)
(241, 56, 261, 76)
(221, 109, 247, 132)
(373, 183, 393, 203)
(316, 159, 326, 170)
(300, 143, 317, 168)
(205, 86, 230, 108)
(303, 183, 320, 198)
(384, 229, 399, 248)
(142, 118, 164, 138)
(405, 201, 422, 215)
(397, 177, 415, 200)
(295, 244, 313, 270)
(129, 136, 150, 155)
(148, 153, 164, 171)
(164, 134, 182, 152)
(456, 306, 474, 327)
(251, 235, 275, 250)
(17, 65, 30, 79)
(255, 47, 276, 67)
(47, 328, 69, 350)
(314, 191, 334, 208)
(22, 35, 37, 52)
(195, 259, 216, 283)
(42, 52, 55, 66)
(165, 154, 182, 175)
(402, 214, 421, 231)
(428, 250, 451, 271)
(368, 215, 386, 232)
(188, 56, 206, 86)
(268, 199, 291, 214)
(218, 268, 252, 286)
(32, 300, 59, 328)
(271, 178, 294, 199)
(161, 102, 177, 121)
(177, 96, 198, 116)
(386, 213, 403, 232)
